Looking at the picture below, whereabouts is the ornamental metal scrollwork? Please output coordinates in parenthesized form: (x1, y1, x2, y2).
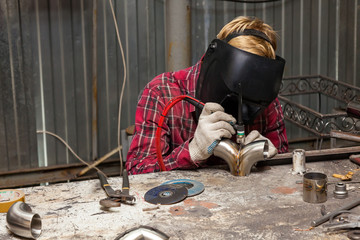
(279, 75, 360, 138)
(280, 77, 316, 95)
(309, 77, 320, 91)
(342, 88, 357, 102)
(322, 117, 359, 133)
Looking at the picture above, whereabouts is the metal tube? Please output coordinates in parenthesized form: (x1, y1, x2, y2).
(213, 139, 267, 176)
(6, 202, 42, 239)
(92, 0, 98, 161)
(213, 140, 240, 175)
(311, 198, 360, 227)
(238, 140, 268, 176)
(166, 0, 191, 71)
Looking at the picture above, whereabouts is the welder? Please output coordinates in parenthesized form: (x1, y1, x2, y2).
(126, 16, 288, 175)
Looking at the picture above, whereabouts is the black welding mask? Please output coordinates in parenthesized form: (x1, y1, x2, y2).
(196, 38, 285, 125)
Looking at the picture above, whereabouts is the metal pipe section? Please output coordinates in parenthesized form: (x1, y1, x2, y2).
(238, 140, 268, 176)
(116, 226, 169, 240)
(213, 140, 240, 175)
(6, 202, 42, 239)
(166, 0, 191, 71)
(213, 139, 267, 176)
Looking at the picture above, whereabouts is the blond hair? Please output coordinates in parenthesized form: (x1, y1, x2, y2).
(217, 16, 277, 59)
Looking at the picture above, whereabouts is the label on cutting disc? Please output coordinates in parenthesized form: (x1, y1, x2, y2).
(0, 189, 25, 213)
(144, 184, 188, 205)
(161, 179, 205, 197)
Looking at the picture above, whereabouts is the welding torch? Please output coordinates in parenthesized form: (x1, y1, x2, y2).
(156, 94, 245, 171)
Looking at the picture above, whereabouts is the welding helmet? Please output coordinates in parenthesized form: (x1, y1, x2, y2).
(196, 37, 285, 125)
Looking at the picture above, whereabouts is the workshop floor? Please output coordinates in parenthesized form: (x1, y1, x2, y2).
(1, 160, 359, 240)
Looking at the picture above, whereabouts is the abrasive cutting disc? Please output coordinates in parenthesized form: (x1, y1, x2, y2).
(144, 184, 188, 205)
(161, 179, 205, 197)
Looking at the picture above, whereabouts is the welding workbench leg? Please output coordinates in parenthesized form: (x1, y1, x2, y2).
(330, 137, 336, 149)
(315, 138, 323, 150)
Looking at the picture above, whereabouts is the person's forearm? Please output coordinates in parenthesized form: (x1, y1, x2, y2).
(126, 140, 198, 175)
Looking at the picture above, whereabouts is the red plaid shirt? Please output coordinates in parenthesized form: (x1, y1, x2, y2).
(126, 60, 288, 175)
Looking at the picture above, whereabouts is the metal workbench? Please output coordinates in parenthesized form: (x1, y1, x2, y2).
(1, 160, 360, 240)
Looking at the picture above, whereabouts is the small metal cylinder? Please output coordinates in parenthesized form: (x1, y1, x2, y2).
(292, 149, 306, 174)
(333, 182, 348, 199)
(303, 172, 327, 203)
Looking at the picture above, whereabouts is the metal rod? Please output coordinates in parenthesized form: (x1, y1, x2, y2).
(330, 130, 360, 143)
(258, 145, 360, 166)
(92, 0, 98, 161)
(77, 146, 121, 177)
(311, 198, 360, 227)
(237, 83, 243, 125)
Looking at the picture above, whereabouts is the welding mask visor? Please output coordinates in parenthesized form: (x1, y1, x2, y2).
(196, 39, 285, 124)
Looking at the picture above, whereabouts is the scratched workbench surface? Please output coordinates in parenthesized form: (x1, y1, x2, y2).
(1, 160, 360, 240)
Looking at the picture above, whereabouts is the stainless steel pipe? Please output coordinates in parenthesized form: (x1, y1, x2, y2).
(6, 202, 42, 239)
(213, 139, 267, 176)
(116, 226, 169, 240)
(303, 172, 327, 203)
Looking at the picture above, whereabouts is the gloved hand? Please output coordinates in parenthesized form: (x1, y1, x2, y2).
(189, 102, 236, 162)
(244, 130, 278, 158)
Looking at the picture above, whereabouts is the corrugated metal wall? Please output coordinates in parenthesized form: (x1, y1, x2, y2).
(0, 0, 359, 172)
(0, 0, 166, 171)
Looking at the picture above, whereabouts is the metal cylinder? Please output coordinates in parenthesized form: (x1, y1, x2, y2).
(166, 0, 191, 71)
(292, 149, 306, 174)
(333, 182, 348, 199)
(6, 202, 42, 239)
(303, 172, 327, 203)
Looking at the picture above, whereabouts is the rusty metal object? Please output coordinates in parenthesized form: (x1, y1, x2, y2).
(279, 75, 360, 147)
(0, 158, 121, 189)
(311, 198, 360, 227)
(258, 145, 360, 166)
(347, 100, 360, 118)
(330, 130, 360, 143)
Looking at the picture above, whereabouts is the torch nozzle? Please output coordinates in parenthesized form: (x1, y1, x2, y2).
(233, 123, 245, 146)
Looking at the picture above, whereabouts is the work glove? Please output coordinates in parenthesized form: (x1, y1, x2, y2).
(244, 130, 278, 158)
(189, 102, 236, 162)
